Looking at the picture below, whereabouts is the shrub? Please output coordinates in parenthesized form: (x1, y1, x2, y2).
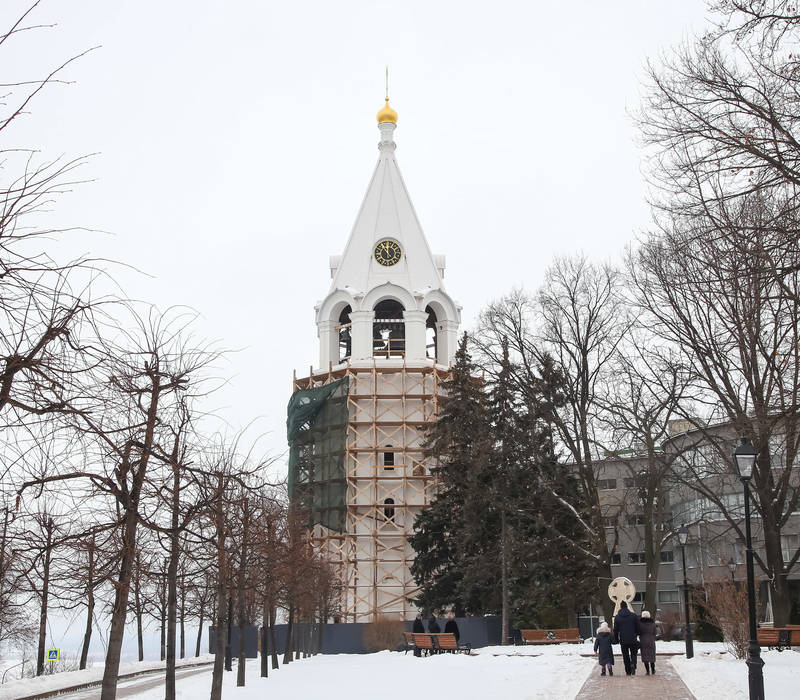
(362, 617, 406, 652)
(696, 577, 757, 659)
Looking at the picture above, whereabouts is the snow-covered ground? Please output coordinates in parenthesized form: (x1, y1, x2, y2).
(3, 642, 799, 699)
(672, 645, 800, 699)
(0, 654, 214, 700)
(131, 652, 595, 700)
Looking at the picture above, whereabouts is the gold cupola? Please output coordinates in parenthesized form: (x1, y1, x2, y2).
(377, 97, 398, 124)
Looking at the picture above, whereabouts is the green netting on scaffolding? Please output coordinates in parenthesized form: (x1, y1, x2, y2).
(287, 376, 349, 533)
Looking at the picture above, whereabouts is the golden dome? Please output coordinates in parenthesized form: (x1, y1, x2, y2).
(377, 97, 398, 124)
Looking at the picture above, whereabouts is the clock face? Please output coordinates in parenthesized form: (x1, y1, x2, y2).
(374, 239, 402, 267)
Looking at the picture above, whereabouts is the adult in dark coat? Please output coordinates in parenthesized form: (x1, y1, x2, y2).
(593, 621, 614, 676)
(428, 615, 441, 633)
(412, 614, 425, 657)
(638, 611, 657, 675)
(444, 613, 460, 644)
(612, 601, 641, 675)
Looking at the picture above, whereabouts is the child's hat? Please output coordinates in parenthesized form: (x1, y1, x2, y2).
(641, 610, 651, 619)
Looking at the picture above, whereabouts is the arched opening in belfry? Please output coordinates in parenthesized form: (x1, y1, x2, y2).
(373, 299, 405, 358)
(425, 305, 438, 360)
(383, 497, 395, 522)
(338, 305, 352, 362)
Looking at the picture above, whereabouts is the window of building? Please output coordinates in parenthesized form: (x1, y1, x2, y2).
(611, 553, 621, 565)
(632, 592, 644, 603)
(658, 590, 679, 603)
(623, 477, 635, 488)
(627, 552, 646, 565)
(598, 478, 617, 490)
(383, 446, 395, 470)
(781, 535, 798, 562)
(383, 498, 395, 521)
(626, 513, 646, 526)
(602, 516, 617, 528)
(660, 550, 674, 563)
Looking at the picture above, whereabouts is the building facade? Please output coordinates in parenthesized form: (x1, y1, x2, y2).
(290, 96, 460, 622)
(598, 421, 800, 624)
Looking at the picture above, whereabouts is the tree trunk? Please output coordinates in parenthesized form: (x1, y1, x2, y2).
(210, 475, 227, 700)
(79, 535, 95, 670)
(179, 579, 186, 659)
(36, 518, 53, 676)
(500, 510, 509, 646)
(282, 604, 294, 665)
(269, 605, 279, 669)
(195, 599, 204, 657)
(260, 603, 269, 678)
(165, 459, 180, 700)
(236, 498, 250, 687)
(133, 552, 144, 662)
(100, 508, 138, 700)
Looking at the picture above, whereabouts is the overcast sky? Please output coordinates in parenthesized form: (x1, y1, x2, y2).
(3, 0, 711, 475)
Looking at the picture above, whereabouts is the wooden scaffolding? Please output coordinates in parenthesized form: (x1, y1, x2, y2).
(292, 360, 447, 622)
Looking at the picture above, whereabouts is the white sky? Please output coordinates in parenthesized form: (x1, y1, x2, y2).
(3, 0, 710, 468)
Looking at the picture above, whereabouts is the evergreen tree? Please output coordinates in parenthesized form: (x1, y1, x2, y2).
(409, 333, 491, 615)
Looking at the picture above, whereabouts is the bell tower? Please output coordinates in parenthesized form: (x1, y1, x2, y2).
(290, 93, 460, 622)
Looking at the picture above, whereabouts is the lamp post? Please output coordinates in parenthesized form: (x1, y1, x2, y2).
(728, 558, 737, 584)
(733, 436, 765, 700)
(677, 524, 694, 659)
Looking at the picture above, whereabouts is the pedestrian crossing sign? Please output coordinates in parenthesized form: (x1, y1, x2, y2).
(47, 648, 59, 661)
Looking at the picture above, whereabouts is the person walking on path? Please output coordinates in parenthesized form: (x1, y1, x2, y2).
(638, 610, 657, 675)
(444, 612, 460, 642)
(613, 600, 641, 675)
(593, 621, 615, 676)
(412, 614, 425, 657)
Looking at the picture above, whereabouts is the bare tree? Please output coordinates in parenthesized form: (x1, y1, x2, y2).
(17, 308, 217, 699)
(596, 344, 691, 612)
(474, 256, 632, 619)
(629, 193, 800, 626)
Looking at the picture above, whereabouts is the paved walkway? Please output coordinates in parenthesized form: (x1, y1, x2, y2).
(575, 658, 696, 699)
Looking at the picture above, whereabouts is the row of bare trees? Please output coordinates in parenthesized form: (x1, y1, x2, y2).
(0, 4, 344, 700)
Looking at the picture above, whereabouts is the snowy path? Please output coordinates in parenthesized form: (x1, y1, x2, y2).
(55, 666, 211, 700)
(575, 658, 695, 699)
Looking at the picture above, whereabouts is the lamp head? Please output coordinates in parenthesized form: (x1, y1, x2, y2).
(733, 436, 758, 481)
(677, 524, 689, 546)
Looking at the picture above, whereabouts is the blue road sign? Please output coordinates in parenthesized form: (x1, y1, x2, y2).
(47, 648, 59, 661)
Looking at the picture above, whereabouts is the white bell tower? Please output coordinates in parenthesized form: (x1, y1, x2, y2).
(315, 97, 460, 370)
(294, 93, 460, 622)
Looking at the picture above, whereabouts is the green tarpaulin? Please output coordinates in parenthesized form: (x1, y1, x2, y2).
(286, 377, 349, 532)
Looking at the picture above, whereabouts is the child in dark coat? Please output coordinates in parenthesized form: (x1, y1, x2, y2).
(594, 621, 615, 676)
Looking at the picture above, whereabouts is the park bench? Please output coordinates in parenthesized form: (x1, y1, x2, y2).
(408, 632, 471, 655)
(520, 628, 583, 645)
(433, 632, 472, 654)
(412, 633, 436, 656)
(757, 625, 800, 652)
(403, 631, 415, 654)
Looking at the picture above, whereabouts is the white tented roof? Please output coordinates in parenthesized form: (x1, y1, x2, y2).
(330, 122, 445, 298)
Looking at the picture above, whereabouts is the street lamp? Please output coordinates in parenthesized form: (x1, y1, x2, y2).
(677, 524, 694, 659)
(728, 558, 737, 583)
(733, 436, 765, 700)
